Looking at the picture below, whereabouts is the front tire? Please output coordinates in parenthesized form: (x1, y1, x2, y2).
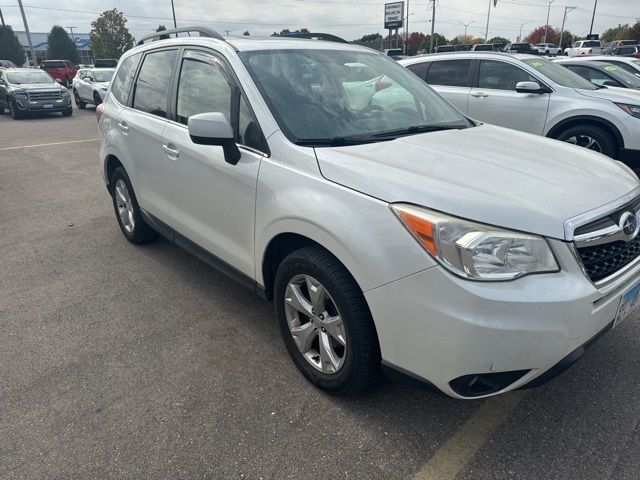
(555, 124, 617, 158)
(74, 90, 86, 109)
(274, 246, 380, 395)
(62, 106, 73, 117)
(9, 98, 22, 119)
(93, 91, 103, 106)
(109, 167, 158, 244)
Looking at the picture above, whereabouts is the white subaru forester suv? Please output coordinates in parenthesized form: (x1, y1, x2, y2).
(98, 27, 640, 399)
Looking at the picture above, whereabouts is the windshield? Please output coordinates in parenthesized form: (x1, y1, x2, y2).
(7, 70, 54, 84)
(596, 63, 640, 89)
(94, 69, 115, 82)
(523, 58, 598, 90)
(240, 49, 471, 145)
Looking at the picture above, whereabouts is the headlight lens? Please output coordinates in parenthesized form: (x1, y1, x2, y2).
(61, 89, 70, 96)
(616, 103, 640, 119)
(391, 204, 559, 281)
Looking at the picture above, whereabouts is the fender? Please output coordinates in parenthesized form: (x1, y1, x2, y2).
(545, 114, 625, 148)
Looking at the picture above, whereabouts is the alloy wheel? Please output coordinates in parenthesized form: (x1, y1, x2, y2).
(115, 179, 135, 233)
(284, 274, 347, 374)
(565, 134, 602, 152)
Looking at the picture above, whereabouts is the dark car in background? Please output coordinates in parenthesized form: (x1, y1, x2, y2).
(0, 68, 72, 119)
(472, 44, 495, 51)
(603, 40, 638, 54)
(40, 60, 77, 88)
(94, 59, 118, 68)
(608, 45, 640, 58)
(504, 43, 534, 54)
(435, 45, 457, 53)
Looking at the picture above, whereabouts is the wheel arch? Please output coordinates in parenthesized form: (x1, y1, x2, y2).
(104, 154, 124, 192)
(546, 115, 624, 153)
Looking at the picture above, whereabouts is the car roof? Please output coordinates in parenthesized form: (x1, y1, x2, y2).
(554, 55, 637, 64)
(3, 68, 41, 73)
(398, 51, 538, 66)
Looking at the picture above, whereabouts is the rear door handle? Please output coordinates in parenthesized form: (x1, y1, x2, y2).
(471, 92, 489, 98)
(162, 144, 180, 159)
(118, 122, 129, 134)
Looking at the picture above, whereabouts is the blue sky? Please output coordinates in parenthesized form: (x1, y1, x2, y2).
(0, 0, 637, 41)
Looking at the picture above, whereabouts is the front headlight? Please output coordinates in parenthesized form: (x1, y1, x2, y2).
(616, 103, 640, 119)
(12, 90, 27, 96)
(391, 204, 559, 281)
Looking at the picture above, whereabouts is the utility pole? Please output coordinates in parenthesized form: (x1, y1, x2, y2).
(65, 26, 76, 39)
(225, 30, 231, 36)
(404, 0, 409, 54)
(170, 0, 178, 37)
(17, 0, 38, 67)
(429, 0, 436, 54)
(0, 8, 5, 27)
(543, 0, 555, 43)
(458, 21, 475, 37)
(589, 0, 598, 35)
(559, 6, 576, 50)
(484, 0, 492, 42)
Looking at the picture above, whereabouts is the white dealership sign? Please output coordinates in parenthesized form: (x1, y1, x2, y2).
(384, 1, 404, 29)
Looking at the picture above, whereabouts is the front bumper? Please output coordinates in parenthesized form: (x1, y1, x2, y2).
(13, 95, 71, 112)
(365, 238, 640, 399)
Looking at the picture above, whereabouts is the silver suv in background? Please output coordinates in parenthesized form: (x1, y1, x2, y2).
(72, 68, 115, 109)
(400, 52, 640, 167)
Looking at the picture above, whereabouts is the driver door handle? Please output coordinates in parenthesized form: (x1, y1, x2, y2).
(118, 122, 129, 134)
(162, 144, 180, 159)
(471, 92, 489, 98)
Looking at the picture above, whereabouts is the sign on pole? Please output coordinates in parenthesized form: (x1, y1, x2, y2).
(384, 2, 405, 29)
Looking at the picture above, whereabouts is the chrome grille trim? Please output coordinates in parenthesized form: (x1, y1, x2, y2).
(26, 91, 62, 102)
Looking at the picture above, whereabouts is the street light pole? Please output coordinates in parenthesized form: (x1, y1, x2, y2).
(65, 26, 76, 39)
(428, 0, 436, 54)
(458, 21, 475, 37)
(589, 0, 598, 35)
(484, 0, 492, 42)
(519, 21, 531, 42)
(17, 0, 38, 67)
(170, 0, 178, 37)
(543, 0, 555, 43)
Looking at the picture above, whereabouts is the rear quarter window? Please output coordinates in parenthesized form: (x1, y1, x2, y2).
(110, 53, 142, 106)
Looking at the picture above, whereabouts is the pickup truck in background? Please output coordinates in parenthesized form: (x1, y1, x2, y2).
(40, 60, 77, 88)
(565, 40, 603, 57)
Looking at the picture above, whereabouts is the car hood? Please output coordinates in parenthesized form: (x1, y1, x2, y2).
(575, 86, 640, 103)
(315, 124, 639, 240)
(10, 82, 62, 91)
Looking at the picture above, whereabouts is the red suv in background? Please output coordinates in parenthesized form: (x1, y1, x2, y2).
(40, 60, 77, 87)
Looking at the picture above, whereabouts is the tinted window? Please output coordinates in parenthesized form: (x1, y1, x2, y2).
(584, 41, 600, 47)
(478, 60, 537, 90)
(564, 65, 615, 87)
(42, 61, 64, 68)
(111, 53, 141, 105)
(618, 46, 637, 55)
(133, 49, 178, 118)
(426, 60, 471, 87)
(177, 54, 231, 124)
(406, 62, 428, 80)
(176, 52, 264, 151)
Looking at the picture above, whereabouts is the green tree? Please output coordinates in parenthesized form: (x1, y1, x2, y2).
(558, 30, 573, 49)
(90, 9, 135, 59)
(602, 24, 631, 42)
(628, 20, 640, 42)
(156, 25, 170, 40)
(0, 25, 26, 66)
(420, 33, 448, 52)
(360, 33, 382, 42)
(46, 25, 79, 63)
(488, 36, 511, 45)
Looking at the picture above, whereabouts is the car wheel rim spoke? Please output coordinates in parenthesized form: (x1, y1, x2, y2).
(115, 179, 134, 233)
(284, 274, 346, 375)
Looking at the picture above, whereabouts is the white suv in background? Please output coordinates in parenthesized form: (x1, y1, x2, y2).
(98, 27, 640, 399)
(72, 67, 115, 109)
(400, 52, 640, 167)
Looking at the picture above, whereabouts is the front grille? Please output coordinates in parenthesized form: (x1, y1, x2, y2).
(577, 234, 640, 283)
(27, 91, 62, 102)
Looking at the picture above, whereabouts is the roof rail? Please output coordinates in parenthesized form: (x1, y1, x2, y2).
(137, 26, 224, 46)
(283, 32, 350, 44)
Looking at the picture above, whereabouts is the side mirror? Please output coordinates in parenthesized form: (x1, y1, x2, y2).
(515, 81, 550, 94)
(188, 112, 241, 165)
(602, 80, 618, 87)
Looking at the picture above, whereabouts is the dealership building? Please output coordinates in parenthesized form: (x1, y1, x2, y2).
(14, 30, 95, 66)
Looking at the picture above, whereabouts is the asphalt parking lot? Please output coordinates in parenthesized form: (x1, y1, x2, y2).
(1, 105, 640, 480)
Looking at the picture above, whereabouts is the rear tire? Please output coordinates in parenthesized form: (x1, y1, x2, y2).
(274, 246, 381, 395)
(555, 124, 618, 158)
(109, 166, 158, 244)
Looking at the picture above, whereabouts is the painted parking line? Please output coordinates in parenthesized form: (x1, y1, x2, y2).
(413, 391, 526, 480)
(0, 138, 99, 152)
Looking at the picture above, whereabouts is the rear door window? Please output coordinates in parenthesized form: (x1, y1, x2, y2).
(425, 60, 471, 87)
(132, 49, 178, 118)
(110, 52, 141, 106)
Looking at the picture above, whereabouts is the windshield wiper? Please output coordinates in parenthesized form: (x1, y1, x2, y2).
(372, 124, 468, 139)
(294, 136, 376, 147)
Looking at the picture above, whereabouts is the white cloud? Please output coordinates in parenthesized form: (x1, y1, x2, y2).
(1, 0, 637, 42)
